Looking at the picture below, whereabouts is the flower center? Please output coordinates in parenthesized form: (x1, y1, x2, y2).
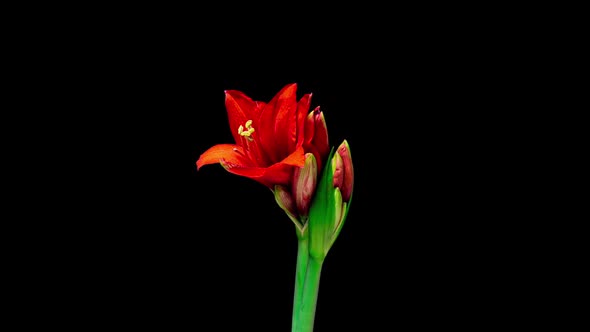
(238, 120, 255, 141)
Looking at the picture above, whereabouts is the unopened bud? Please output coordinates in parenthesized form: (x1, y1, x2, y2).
(332, 151, 343, 189)
(303, 107, 330, 171)
(313, 109, 330, 163)
(274, 185, 297, 221)
(292, 153, 317, 218)
(336, 140, 354, 202)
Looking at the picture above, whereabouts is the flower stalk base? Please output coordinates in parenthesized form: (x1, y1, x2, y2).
(291, 234, 324, 332)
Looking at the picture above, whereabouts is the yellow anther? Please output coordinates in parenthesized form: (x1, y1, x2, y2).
(239, 120, 255, 141)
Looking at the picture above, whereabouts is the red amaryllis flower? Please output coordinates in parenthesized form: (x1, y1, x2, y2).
(197, 83, 329, 188)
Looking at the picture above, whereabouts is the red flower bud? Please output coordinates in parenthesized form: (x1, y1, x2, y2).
(332, 151, 344, 189)
(335, 140, 354, 202)
(303, 107, 330, 171)
(312, 108, 330, 163)
(292, 153, 318, 218)
(274, 185, 298, 221)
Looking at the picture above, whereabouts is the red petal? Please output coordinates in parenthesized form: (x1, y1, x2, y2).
(274, 84, 300, 156)
(279, 145, 306, 167)
(220, 146, 305, 188)
(296, 93, 312, 147)
(225, 90, 264, 145)
(223, 163, 291, 188)
(258, 83, 297, 163)
(196, 144, 252, 170)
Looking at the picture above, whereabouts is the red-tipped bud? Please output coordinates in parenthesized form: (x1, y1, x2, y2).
(336, 140, 354, 202)
(304, 109, 316, 146)
(274, 185, 298, 220)
(292, 153, 318, 217)
(332, 151, 344, 189)
(313, 109, 330, 163)
(303, 107, 330, 171)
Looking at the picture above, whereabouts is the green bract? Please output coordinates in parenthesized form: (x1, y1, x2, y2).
(308, 146, 353, 261)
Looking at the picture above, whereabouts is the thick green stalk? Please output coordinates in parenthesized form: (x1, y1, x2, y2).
(292, 235, 309, 331)
(292, 250, 324, 332)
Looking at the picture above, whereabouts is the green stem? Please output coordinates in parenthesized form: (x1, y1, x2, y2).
(292, 235, 309, 331)
(292, 246, 324, 332)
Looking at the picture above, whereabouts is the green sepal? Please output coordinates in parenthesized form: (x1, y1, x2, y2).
(330, 200, 350, 250)
(308, 147, 336, 261)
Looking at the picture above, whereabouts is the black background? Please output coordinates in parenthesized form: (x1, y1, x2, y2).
(29, 20, 525, 329)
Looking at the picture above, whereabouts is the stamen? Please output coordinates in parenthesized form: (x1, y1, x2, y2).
(239, 120, 255, 141)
